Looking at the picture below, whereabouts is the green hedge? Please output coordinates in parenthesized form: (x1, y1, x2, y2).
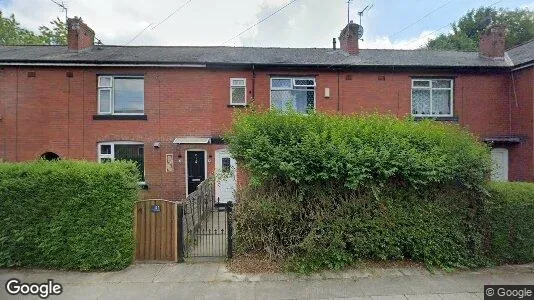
(485, 182, 534, 264)
(226, 111, 491, 190)
(0, 160, 139, 271)
(227, 111, 493, 272)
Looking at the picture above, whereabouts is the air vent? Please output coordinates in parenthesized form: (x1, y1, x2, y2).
(27, 72, 36, 78)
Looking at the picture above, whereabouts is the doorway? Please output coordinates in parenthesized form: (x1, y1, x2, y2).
(186, 150, 206, 195)
(215, 149, 237, 204)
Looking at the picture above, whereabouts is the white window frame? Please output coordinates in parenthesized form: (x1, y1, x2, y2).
(230, 78, 247, 106)
(411, 79, 454, 117)
(270, 77, 316, 112)
(97, 141, 146, 184)
(97, 75, 145, 116)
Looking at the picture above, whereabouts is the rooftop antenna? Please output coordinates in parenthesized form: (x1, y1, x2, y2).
(347, 0, 354, 24)
(358, 4, 373, 27)
(49, 0, 68, 20)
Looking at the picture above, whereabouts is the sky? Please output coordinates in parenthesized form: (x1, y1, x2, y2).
(0, 0, 533, 49)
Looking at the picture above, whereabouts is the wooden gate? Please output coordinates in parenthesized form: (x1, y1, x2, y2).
(134, 199, 180, 262)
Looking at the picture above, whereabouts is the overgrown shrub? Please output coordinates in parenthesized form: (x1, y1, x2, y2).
(226, 111, 491, 190)
(0, 160, 139, 271)
(227, 111, 493, 272)
(484, 182, 534, 264)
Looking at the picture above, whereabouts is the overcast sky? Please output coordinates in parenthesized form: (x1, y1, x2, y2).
(0, 0, 533, 49)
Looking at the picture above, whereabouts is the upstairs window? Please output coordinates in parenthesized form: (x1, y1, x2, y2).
(411, 79, 453, 117)
(98, 76, 144, 115)
(230, 78, 247, 105)
(270, 77, 316, 113)
(98, 142, 145, 181)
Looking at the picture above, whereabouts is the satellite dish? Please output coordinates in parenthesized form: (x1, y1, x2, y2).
(355, 24, 364, 39)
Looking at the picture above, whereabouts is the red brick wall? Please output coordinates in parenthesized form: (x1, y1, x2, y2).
(0, 66, 532, 200)
(510, 66, 534, 181)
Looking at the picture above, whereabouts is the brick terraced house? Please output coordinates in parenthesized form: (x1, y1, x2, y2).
(0, 18, 532, 202)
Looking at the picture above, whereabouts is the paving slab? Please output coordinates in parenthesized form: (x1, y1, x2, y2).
(1, 263, 533, 299)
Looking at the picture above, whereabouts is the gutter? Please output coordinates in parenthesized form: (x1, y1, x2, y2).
(0, 62, 207, 68)
(512, 61, 534, 72)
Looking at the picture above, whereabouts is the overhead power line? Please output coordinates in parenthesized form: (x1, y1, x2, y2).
(221, 0, 299, 45)
(389, 0, 457, 40)
(405, 0, 504, 48)
(151, 0, 194, 30)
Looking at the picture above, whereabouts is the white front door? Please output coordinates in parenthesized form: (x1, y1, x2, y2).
(491, 148, 509, 182)
(215, 149, 237, 204)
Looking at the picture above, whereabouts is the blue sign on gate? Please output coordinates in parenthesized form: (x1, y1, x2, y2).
(151, 204, 161, 213)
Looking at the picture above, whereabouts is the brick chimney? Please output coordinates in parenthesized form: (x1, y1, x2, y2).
(339, 21, 360, 55)
(479, 24, 507, 58)
(67, 17, 95, 51)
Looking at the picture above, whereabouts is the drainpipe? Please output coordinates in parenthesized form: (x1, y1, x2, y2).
(252, 64, 256, 101)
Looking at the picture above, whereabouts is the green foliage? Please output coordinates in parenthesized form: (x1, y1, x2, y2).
(235, 183, 487, 273)
(227, 111, 493, 272)
(484, 182, 534, 264)
(0, 160, 139, 271)
(0, 11, 67, 45)
(426, 7, 534, 51)
(226, 110, 492, 191)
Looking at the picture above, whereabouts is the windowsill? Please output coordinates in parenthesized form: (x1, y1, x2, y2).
(227, 104, 249, 108)
(139, 182, 148, 189)
(93, 114, 148, 120)
(413, 116, 458, 122)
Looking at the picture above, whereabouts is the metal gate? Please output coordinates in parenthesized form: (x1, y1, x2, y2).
(134, 199, 179, 262)
(182, 180, 233, 258)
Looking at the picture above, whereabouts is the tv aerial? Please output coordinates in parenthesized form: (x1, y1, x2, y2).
(357, 3, 373, 40)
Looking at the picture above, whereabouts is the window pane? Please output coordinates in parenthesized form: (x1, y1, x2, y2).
(432, 90, 451, 115)
(271, 90, 294, 111)
(98, 76, 112, 87)
(100, 144, 111, 155)
(115, 144, 144, 180)
(413, 80, 430, 87)
(294, 79, 315, 86)
(432, 80, 451, 88)
(114, 78, 144, 114)
(294, 90, 314, 113)
(222, 157, 231, 173)
(231, 87, 246, 104)
(271, 78, 292, 89)
(98, 89, 111, 113)
(231, 79, 245, 86)
(412, 89, 431, 115)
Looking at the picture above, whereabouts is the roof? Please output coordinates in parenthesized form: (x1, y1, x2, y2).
(506, 40, 534, 68)
(0, 45, 521, 68)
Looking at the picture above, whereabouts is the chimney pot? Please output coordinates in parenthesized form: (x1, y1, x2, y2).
(479, 24, 507, 58)
(339, 21, 360, 55)
(67, 17, 95, 51)
(333, 38, 337, 50)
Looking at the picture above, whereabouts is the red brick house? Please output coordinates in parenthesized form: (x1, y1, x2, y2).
(0, 18, 532, 202)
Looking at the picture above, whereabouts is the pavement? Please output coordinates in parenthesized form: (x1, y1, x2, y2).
(1, 262, 533, 300)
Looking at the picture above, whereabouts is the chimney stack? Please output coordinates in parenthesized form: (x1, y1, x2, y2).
(339, 21, 360, 55)
(67, 17, 95, 51)
(479, 24, 507, 59)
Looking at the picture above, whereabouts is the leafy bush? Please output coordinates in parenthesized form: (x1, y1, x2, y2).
(235, 182, 487, 273)
(0, 160, 139, 271)
(227, 111, 493, 272)
(484, 182, 534, 264)
(226, 111, 491, 190)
